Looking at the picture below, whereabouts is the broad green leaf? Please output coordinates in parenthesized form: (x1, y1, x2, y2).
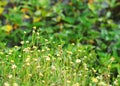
(88, 3, 96, 13)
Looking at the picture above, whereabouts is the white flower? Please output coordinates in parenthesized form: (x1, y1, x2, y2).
(26, 41, 29, 44)
(33, 46, 37, 49)
(37, 32, 40, 35)
(33, 26, 36, 30)
(98, 81, 107, 86)
(26, 62, 30, 66)
(67, 80, 71, 83)
(24, 31, 26, 34)
(110, 57, 115, 61)
(18, 55, 21, 58)
(4, 82, 10, 86)
(39, 72, 43, 77)
(67, 51, 73, 55)
(8, 74, 13, 79)
(51, 65, 56, 71)
(73, 83, 79, 86)
(11, 64, 17, 69)
(13, 82, 18, 86)
(76, 59, 81, 63)
(46, 56, 50, 61)
(92, 77, 98, 83)
(25, 58, 30, 62)
(20, 41, 24, 45)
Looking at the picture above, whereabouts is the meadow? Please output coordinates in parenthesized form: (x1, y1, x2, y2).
(0, 0, 120, 86)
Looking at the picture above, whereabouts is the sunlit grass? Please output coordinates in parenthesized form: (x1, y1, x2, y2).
(0, 28, 119, 86)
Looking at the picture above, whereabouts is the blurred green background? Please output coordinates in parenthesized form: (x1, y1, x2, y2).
(0, 0, 120, 59)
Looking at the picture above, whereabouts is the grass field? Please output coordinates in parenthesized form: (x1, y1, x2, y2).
(0, 29, 119, 86)
(0, 0, 120, 86)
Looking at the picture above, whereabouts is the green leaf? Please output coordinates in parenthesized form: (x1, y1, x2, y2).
(88, 3, 96, 13)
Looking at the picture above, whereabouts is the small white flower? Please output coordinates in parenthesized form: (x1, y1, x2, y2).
(36, 65, 41, 69)
(28, 74, 32, 77)
(37, 32, 40, 35)
(46, 56, 50, 61)
(13, 82, 18, 86)
(114, 80, 118, 85)
(110, 57, 115, 61)
(8, 74, 13, 79)
(11, 64, 17, 69)
(67, 80, 71, 83)
(33, 58, 38, 62)
(73, 83, 79, 86)
(20, 41, 24, 45)
(18, 55, 21, 58)
(26, 41, 29, 44)
(51, 65, 56, 71)
(45, 39, 48, 42)
(10, 60, 14, 63)
(24, 31, 26, 34)
(39, 72, 43, 77)
(71, 43, 75, 45)
(38, 50, 40, 52)
(33, 46, 37, 49)
(67, 51, 73, 55)
(92, 77, 98, 83)
(98, 81, 107, 86)
(32, 30, 35, 33)
(42, 80, 45, 83)
(84, 56, 87, 59)
(33, 26, 36, 30)
(25, 58, 30, 62)
(76, 59, 81, 63)
(23, 47, 30, 52)
(4, 82, 10, 86)
(26, 62, 30, 66)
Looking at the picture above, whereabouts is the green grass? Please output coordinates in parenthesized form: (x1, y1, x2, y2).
(0, 29, 120, 86)
(0, 0, 120, 86)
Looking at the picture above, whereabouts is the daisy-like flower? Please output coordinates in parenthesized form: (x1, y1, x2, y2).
(28, 74, 32, 77)
(46, 56, 50, 61)
(18, 55, 21, 58)
(20, 41, 24, 45)
(25, 57, 30, 62)
(36, 65, 41, 69)
(33, 46, 37, 49)
(8, 74, 13, 79)
(23, 47, 30, 52)
(91, 77, 98, 83)
(114, 80, 118, 85)
(10, 60, 14, 63)
(67, 80, 71, 84)
(11, 64, 17, 69)
(39, 72, 43, 77)
(26, 41, 29, 44)
(37, 32, 40, 35)
(24, 31, 26, 34)
(67, 51, 73, 55)
(13, 82, 18, 86)
(51, 65, 56, 71)
(98, 81, 107, 86)
(26, 62, 30, 66)
(33, 26, 36, 30)
(110, 57, 115, 61)
(33, 58, 38, 62)
(32, 30, 35, 33)
(76, 59, 81, 63)
(73, 83, 79, 86)
(4, 82, 10, 86)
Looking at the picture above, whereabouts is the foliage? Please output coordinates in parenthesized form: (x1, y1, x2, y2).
(0, 0, 120, 85)
(0, 30, 120, 85)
